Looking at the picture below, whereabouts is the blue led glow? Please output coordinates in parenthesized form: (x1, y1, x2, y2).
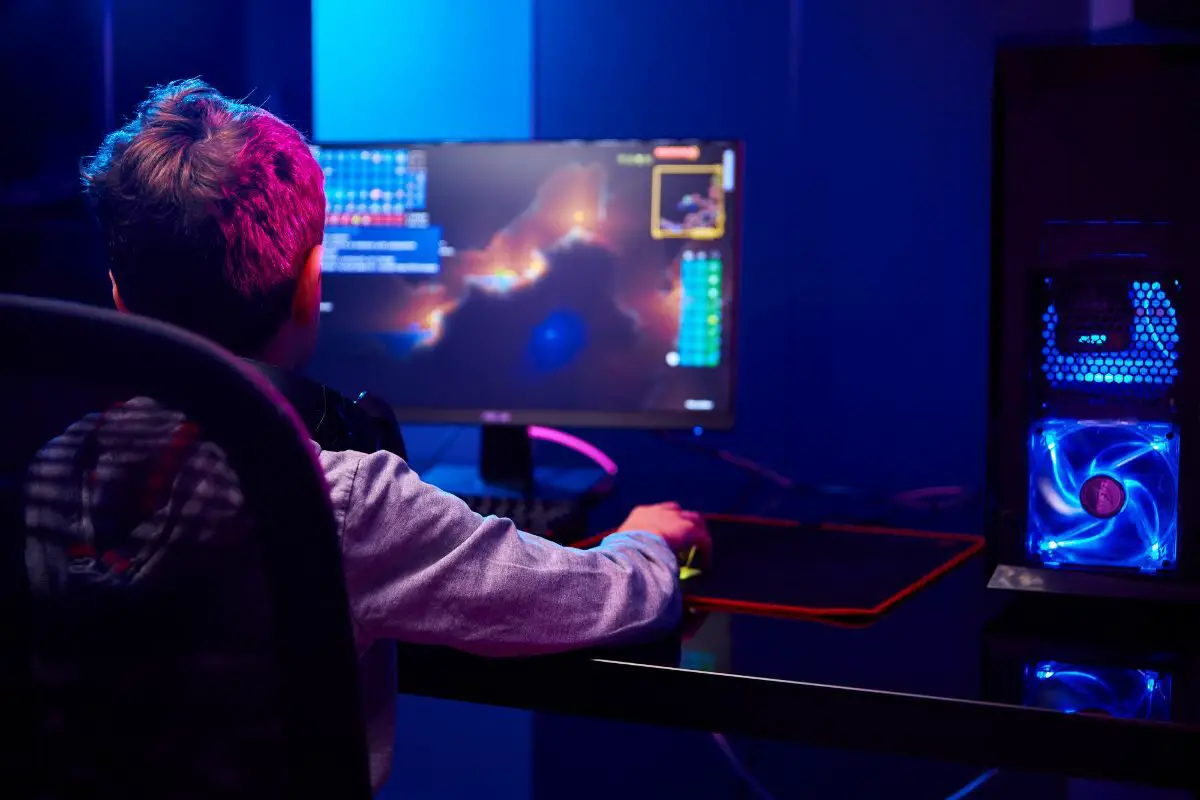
(1041, 281, 1179, 391)
(1028, 419, 1179, 571)
(1024, 661, 1171, 721)
(313, 0, 534, 141)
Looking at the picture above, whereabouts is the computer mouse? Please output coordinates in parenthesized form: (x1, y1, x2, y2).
(679, 545, 703, 580)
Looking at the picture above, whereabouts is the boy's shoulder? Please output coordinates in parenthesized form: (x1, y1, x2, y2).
(311, 445, 431, 534)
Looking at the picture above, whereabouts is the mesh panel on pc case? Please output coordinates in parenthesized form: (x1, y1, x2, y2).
(1027, 260, 1182, 574)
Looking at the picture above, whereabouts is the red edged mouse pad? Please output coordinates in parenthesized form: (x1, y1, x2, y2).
(572, 515, 984, 620)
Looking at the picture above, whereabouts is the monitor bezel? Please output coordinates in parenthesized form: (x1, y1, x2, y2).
(310, 138, 743, 431)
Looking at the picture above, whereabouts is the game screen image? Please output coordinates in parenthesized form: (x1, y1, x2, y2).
(306, 141, 739, 423)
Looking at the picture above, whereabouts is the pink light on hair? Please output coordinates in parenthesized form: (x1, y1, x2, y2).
(215, 106, 326, 296)
(528, 426, 618, 476)
(82, 78, 326, 355)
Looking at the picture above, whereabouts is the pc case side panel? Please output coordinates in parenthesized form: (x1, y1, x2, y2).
(987, 45, 1200, 596)
(987, 49, 1044, 577)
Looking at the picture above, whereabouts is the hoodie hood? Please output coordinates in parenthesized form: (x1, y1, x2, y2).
(24, 397, 249, 595)
(21, 397, 288, 797)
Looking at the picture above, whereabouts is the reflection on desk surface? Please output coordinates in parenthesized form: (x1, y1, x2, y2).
(664, 557, 1200, 730)
(1023, 662, 1172, 721)
(394, 553, 1200, 789)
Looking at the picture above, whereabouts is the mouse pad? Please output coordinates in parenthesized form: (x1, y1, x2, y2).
(574, 516, 984, 619)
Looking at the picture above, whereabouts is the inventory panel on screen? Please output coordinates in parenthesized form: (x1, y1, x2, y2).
(318, 147, 437, 275)
(676, 250, 723, 368)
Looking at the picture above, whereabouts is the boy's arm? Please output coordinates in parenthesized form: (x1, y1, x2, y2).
(322, 449, 682, 656)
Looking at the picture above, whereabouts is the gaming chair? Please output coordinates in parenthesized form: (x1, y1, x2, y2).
(0, 294, 373, 798)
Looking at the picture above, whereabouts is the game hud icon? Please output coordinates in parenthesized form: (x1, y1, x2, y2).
(651, 164, 726, 241)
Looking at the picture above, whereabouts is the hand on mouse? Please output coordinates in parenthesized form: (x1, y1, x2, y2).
(618, 502, 711, 567)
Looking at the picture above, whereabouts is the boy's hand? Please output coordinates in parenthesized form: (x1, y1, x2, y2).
(618, 502, 712, 567)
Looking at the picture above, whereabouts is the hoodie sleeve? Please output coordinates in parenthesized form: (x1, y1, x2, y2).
(320, 448, 682, 656)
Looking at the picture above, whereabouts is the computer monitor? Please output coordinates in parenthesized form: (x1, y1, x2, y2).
(306, 140, 741, 489)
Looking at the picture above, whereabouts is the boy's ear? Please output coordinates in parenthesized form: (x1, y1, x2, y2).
(292, 245, 323, 326)
(109, 271, 128, 312)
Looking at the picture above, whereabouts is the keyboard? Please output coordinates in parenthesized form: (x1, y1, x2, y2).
(458, 494, 588, 540)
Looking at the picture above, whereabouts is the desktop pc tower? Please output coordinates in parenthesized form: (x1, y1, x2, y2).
(986, 44, 1200, 602)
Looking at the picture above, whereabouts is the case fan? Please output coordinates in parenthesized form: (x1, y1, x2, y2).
(1027, 419, 1179, 571)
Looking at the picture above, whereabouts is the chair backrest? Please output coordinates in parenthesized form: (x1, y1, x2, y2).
(0, 294, 372, 799)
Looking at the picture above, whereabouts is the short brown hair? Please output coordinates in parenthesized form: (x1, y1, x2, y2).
(82, 79, 325, 355)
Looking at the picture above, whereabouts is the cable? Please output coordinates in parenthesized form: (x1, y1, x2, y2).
(654, 430, 972, 523)
(721, 471, 766, 516)
(528, 425, 618, 476)
(654, 430, 887, 519)
(711, 733, 777, 800)
(944, 768, 999, 800)
(654, 430, 864, 496)
(892, 486, 975, 513)
(733, 739, 763, 800)
(410, 427, 465, 474)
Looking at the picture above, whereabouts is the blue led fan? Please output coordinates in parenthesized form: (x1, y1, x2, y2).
(1028, 419, 1179, 571)
(1024, 661, 1171, 720)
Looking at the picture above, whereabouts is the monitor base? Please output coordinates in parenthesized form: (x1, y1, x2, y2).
(480, 424, 534, 493)
(421, 462, 609, 501)
(421, 424, 614, 540)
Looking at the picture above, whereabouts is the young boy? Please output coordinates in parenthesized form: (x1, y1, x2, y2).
(78, 79, 710, 789)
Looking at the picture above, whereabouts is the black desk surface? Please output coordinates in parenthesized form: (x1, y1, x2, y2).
(398, 463, 1200, 791)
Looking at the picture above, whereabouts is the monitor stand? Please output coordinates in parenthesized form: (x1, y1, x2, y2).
(480, 424, 534, 495)
(420, 424, 612, 501)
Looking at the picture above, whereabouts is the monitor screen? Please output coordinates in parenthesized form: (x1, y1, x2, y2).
(306, 140, 740, 428)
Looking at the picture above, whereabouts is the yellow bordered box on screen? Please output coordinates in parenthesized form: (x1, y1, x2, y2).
(650, 164, 726, 241)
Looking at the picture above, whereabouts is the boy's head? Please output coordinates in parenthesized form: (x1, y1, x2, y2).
(83, 79, 326, 366)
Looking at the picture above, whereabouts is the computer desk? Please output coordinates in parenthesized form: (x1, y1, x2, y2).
(394, 531, 1200, 791)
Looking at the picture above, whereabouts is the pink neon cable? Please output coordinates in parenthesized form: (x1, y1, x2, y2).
(527, 426, 618, 476)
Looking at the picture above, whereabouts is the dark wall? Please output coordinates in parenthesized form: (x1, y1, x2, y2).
(0, 0, 311, 304)
(0, 0, 107, 302)
(535, 0, 1087, 500)
(1137, 0, 1200, 28)
(109, 0, 247, 120)
(243, 0, 313, 135)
